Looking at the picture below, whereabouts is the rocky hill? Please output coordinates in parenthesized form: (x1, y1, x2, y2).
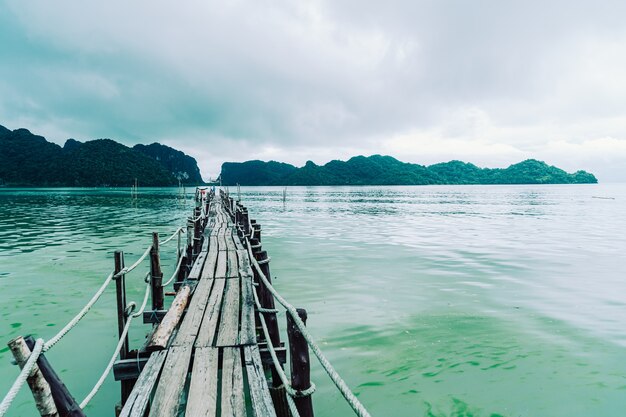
(0, 125, 204, 186)
(220, 155, 597, 186)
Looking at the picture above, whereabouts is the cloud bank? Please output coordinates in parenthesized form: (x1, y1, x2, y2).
(1, 0, 626, 180)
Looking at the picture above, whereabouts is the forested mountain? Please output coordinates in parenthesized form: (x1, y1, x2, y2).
(133, 143, 203, 184)
(220, 155, 597, 186)
(0, 125, 204, 186)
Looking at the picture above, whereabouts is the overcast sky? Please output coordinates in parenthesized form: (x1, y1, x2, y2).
(2, 1, 626, 181)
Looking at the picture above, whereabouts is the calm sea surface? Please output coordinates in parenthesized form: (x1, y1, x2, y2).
(1, 185, 625, 417)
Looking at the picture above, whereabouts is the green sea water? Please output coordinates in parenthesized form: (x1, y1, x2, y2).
(1, 185, 625, 417)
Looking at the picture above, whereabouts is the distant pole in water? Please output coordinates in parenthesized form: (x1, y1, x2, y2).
(237, 183, 241, 202)
(282, 187, 287, 204)
(131, 178, 138, 201)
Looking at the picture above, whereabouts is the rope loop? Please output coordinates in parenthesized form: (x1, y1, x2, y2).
(257, 307, 279, 314)
(286, 382, 317, 398)
(124, 302, 137, 317)
(256, 256, 270, 265)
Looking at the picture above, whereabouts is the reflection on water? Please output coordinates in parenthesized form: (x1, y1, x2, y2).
(1, 184, 625, 417)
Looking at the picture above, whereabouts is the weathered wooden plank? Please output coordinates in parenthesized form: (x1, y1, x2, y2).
(240, 283, 256, 345)
(147, 285, 191, 351)
(227, 247, 239, 278)
(194, 278, 226, 347)
(188, 238, 210, 280)
(119, 350, 167, 417)
(218, 232, 228, 250)
(208, 235, 219, 254)
(148, 346, 192, 417)
(221, 347, 246, 417)
(233, 232, 245, 250)
(202, 236, 219, 281)
(244, 345, 278, 417)
(171, 277, 214, 347)
(215, 275, 241, 347)
(185, 347, 219, 417)
(215, 250, 228, 278)
(236, 250, 256, 345)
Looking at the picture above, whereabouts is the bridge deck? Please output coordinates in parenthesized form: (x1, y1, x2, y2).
(121, 200, 277, 417)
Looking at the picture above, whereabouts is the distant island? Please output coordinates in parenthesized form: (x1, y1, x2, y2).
(221, 156, 597, 186)
(1, 124, 598, 187)
(0, 125, 204, 186)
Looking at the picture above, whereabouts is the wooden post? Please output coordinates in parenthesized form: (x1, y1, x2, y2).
(23, 336, 86, 417)
(8, 336, 58, 417)
(176, 253, 188, 283)
(287, 309, 314, 417)
(242, 209, 250, 236)
(253, 224, 262, 242)
(193, 207, 202, 257)
(185, 219, 194, 276)
(249, 238, 262, 332)
(150, 233, 164, 311)
(254, 250, 282, 387)
(114, 251, 134, 405)
(113, 251, 128, 360)
(176, 229, 186, 283)
(204, 199, 210, 227)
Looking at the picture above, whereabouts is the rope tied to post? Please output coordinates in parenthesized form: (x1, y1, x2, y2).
(256, 256, 270, 265)
(114, 244, 152, 278)
(288, 382, 317, 398)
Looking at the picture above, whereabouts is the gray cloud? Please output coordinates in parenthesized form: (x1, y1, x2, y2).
(1, 0, 626, 180)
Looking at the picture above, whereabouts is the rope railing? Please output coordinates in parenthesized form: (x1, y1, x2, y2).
(79, 281, 151, 409)
(160, 227, 184, 246)
(161, 252, 185, 288)
(114, 244, 152, 278)
(246, 238, 372, 417)
(0, 222, 186, 417)
(44, 271, 115, 351)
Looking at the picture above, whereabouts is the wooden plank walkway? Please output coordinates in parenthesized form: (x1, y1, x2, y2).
(121, 199, 277, 417)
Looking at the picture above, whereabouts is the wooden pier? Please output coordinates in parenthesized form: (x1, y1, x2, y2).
(2, 188, 371, 417)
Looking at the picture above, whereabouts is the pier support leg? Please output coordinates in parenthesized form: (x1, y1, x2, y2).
(193, 207, 202, 257)
(287, 309, 314, 417)
(114, 251, 133, 406)
(254, 250, 283, 387)
(150, 233, 164, 312)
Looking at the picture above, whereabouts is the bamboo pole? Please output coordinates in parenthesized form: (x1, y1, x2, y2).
(23, 336, 85, 417)
(7, 336, 58, 417)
